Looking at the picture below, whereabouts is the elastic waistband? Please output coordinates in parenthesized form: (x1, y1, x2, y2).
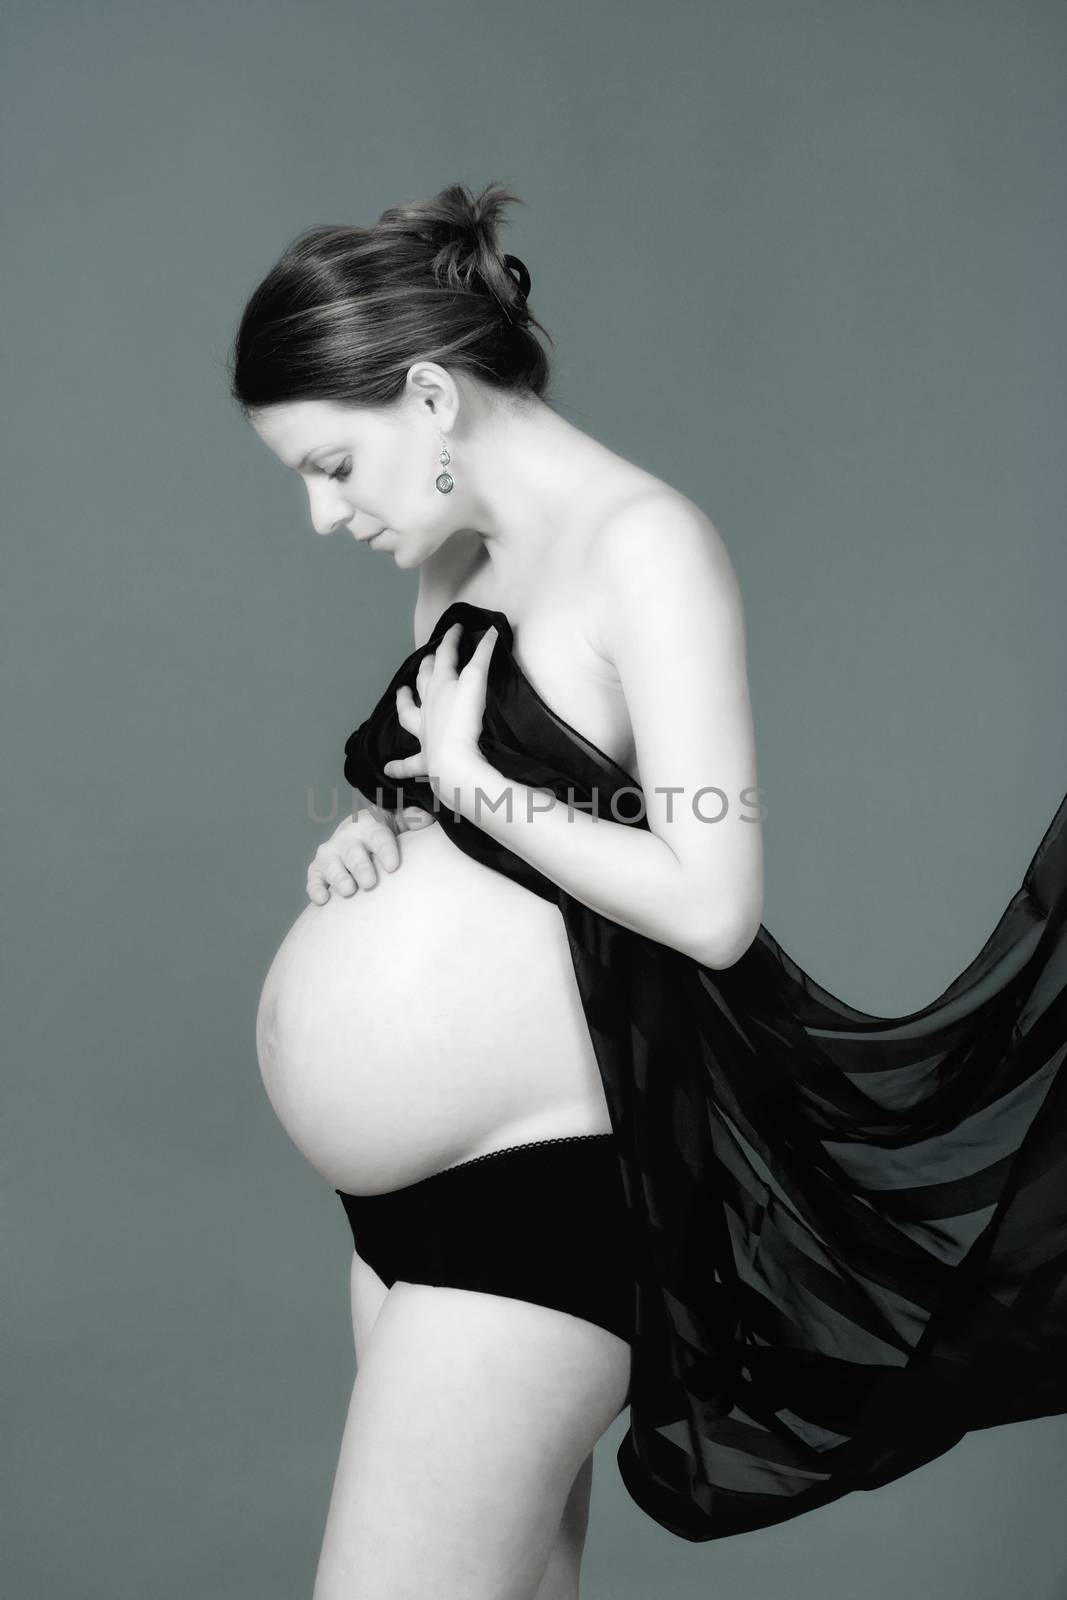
(432, 1131, 615, 1179)
(335, 1131, 616, 1203)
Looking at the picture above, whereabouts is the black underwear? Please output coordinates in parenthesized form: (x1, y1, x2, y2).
(335, 1132, 636, 1348)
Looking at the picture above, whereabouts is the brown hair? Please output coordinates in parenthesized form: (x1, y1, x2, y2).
(228, 180, 553, 414)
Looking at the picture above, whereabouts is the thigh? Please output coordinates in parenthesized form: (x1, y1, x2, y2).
(349, 1247, 389, 1355)
(349, 1253, 599, 1599)
(314, 1280, 631, 1600)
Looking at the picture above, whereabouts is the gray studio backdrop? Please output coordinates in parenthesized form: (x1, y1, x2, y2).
(4, 2, 1065, 1596)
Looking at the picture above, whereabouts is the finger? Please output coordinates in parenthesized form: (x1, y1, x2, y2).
(458, 623, 498, 679)
(432, 621, 462, 675)
(383, 755, 426, 779)
(340, 840, 384, 890)
(476, 623, 499, 656)
(321, 846, 361, 895)
(308, 854, 357, 900)
(401, 805, 436, 830)
(415, 656, 434, 699)
(358, 821, 400, 872)
(395, 684, 421, 735)
(306, 862, 331, 904)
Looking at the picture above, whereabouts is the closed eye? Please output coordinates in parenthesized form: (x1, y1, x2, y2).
(327, 458, 353, 482)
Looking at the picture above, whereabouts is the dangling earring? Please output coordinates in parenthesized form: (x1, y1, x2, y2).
(435, 431, 454, 494)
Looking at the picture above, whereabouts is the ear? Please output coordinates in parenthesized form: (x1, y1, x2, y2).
(404, 360, 459, 425)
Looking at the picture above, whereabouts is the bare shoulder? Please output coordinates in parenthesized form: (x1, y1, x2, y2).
(589, 483, 735, 580)
(583, 485, 742, 658)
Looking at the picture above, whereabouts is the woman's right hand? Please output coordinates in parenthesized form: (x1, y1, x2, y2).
(307, 804, 435, 904)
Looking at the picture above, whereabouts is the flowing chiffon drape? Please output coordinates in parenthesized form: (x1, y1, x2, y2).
(342, 599, 1066, 1543)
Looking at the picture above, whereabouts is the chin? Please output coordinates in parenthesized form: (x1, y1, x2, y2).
(393, 543, 425, 570)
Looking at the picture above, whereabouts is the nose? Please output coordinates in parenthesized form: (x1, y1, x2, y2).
(312, 508, 353, 537)
(308, 490, 354, 538)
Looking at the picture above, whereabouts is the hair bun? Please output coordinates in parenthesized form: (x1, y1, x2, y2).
(425, 182, 533, 322)
(231, 179, 552, 414)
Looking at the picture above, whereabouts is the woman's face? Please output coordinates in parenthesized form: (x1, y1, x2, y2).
(248, 396, 456, 569)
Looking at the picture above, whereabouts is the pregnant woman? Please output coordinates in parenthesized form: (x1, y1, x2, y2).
(229, 181, 1067, 1597)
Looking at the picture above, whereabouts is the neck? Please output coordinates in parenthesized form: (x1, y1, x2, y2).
(450, 396, 607, 584)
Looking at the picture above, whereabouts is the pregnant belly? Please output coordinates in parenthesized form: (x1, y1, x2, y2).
(255, 820, 612, 1194)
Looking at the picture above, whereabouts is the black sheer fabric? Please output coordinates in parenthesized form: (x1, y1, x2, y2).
(343, 600, 1067, 1543)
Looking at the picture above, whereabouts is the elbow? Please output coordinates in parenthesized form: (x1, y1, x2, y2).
(672, 854, 764, 968)
(685, 910, 762, 970)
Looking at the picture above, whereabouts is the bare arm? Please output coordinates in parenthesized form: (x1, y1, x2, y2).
(408, 503, 764, 967)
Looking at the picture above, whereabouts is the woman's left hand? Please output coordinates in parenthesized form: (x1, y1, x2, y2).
(382, 622, 498, 798)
